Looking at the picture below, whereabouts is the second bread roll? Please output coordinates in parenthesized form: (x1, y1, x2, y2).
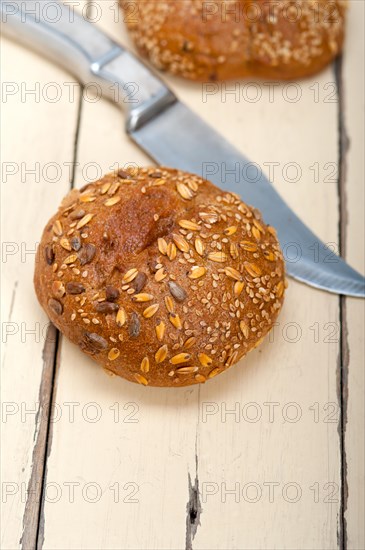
(121, 0, 347, 81)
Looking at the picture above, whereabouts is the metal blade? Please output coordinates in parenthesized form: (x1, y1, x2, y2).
(130, 102, 365, 298)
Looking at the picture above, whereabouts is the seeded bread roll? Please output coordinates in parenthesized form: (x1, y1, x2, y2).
(121, 0, 347, 81)
(34, 167, 285, 387)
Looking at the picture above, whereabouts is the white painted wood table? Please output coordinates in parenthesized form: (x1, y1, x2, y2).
(1, 2, 364, 549)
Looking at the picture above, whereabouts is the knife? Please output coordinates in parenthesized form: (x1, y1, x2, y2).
(2, 0, 364, 297)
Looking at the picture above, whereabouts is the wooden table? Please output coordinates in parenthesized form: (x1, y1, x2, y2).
(1, 2, 364, 549)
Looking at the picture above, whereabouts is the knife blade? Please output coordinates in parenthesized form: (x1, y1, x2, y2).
(131, 101, 365, 297)
(2, 0, 364, 297)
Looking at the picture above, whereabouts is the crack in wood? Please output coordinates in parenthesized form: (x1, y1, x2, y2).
(1, 281, 19, 371)
(20, 325, 59, 550)
(19, 76, 84, 548)
(334, 55, 350, 550)
(185, 462, 202, 550)
(8, 280, 18, 322)
(36, 333, 61, 550)
(186, 389, 202, 550)
(34, 87, 85, 550)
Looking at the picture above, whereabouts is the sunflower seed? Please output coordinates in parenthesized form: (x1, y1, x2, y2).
(105, 285, 120, 301)
(168, 281, 187, 302)
(129, 312, 140, 338)
(44, 245, 55, 265)
(118, 169, 131, 179)
(82, 332, 108, 352)
(48, 298, 63, 315)
(66, 282, 85, 294)
(78, 243, 96, 265)
(95, 301, 119, 313)
(70, 236, 81, 251)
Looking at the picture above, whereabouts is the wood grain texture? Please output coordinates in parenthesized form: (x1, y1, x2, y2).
(0, 36, 80, 549)
(41, 2, 341, 549)
(1, 1, 363, 549)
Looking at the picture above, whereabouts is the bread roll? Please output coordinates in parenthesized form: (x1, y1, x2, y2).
(121, 0, 347, 81)
(34, 167, 285, 387)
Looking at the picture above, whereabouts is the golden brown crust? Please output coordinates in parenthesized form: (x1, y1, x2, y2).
(121, 0, 347, 81)
(34, 167, 285, 387)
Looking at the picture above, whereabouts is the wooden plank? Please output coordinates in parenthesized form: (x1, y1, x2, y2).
(340, 2, 365, 548)
(39, 2, 342, 549)
(0, 37, 80, 549)
(193, 66, 341, 550)
(39, 5, 198, 550)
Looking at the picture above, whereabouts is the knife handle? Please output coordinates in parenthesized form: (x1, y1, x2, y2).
(0, 0, 176, 131)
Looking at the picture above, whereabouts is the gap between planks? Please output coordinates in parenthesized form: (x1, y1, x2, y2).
(334, 54, 350, 550)
(20, 88, 84, 550)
